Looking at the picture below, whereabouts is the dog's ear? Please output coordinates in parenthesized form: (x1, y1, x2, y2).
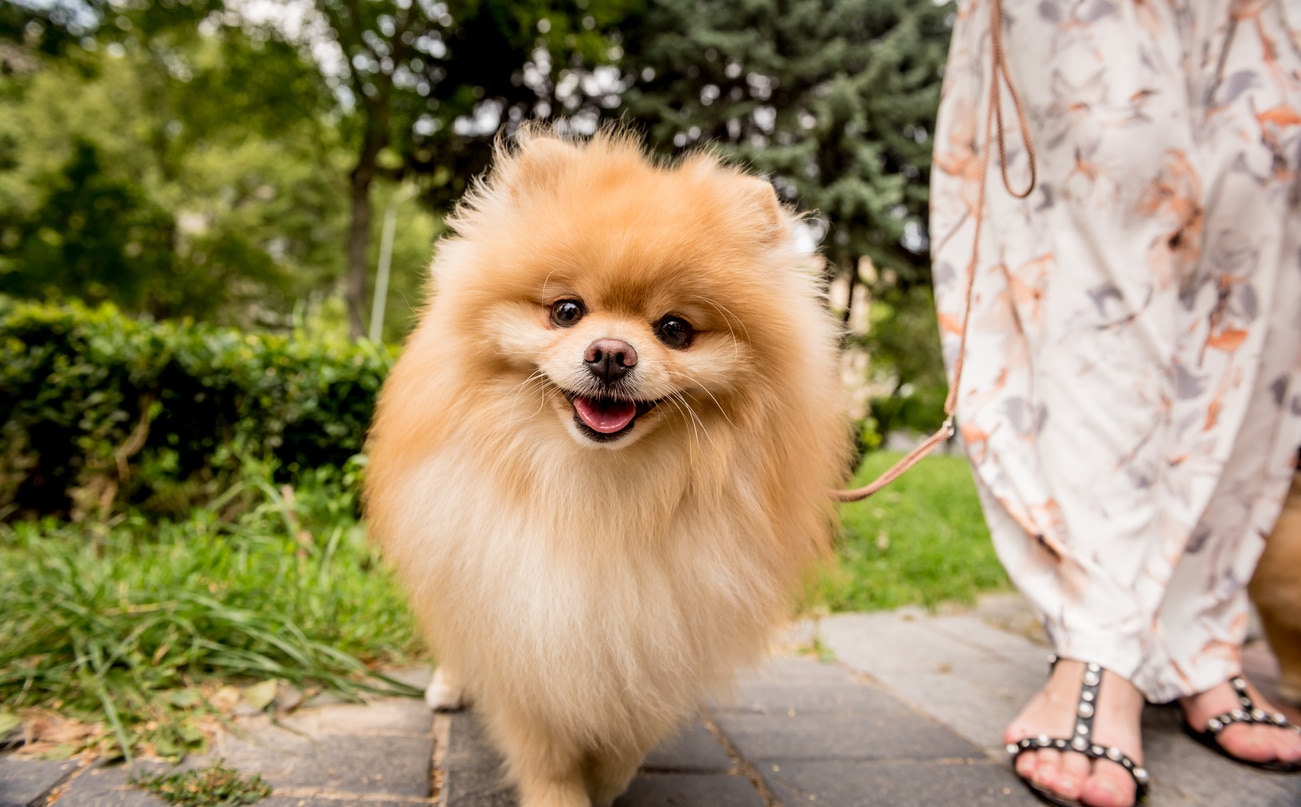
(736, 174, 787, 244)
(499, 135, 579, 197)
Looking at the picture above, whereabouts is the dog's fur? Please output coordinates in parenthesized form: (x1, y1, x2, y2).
(1249, 469, 1301, 706)
(364, 127, 851, 807)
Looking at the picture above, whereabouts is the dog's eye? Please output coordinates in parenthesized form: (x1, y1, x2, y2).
(550, 299, 585, 328)
(655, 316, 693, 349)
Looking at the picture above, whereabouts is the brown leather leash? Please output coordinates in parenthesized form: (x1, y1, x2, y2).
(836, 0, 1037, 503)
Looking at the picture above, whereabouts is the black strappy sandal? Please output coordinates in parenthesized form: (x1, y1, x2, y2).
(1181, 675, 1301, 773)
(1007, 659, 1149, 807)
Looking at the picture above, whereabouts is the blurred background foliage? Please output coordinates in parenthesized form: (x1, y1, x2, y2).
(0, 0, 957, 516)
(0, 297, 391, 519)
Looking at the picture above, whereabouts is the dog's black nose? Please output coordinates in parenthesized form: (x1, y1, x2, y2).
(584, 338, 637, 384)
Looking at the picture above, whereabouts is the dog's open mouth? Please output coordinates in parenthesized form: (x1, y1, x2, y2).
(567, 394, 659, 442)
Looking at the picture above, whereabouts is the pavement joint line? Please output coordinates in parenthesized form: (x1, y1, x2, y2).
(269, 786, 436, 803)
(766, 770, 815, 805)
(432, 711, 450, 805)
(823, 658, 1016, 769)
(733, 754, 998, 765)
(231, 723, 430, 740)
(33, 757, 96, 805)
(923, 617, 1045, 667)
(700, 709, 778, 807)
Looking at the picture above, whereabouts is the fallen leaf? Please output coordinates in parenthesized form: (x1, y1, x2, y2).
(240, 680, 279, 712)
(0, 712, 21, 736)
(209, 686, 241, 713)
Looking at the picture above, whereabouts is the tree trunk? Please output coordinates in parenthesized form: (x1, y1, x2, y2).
(345, 161, 375, 340)
(841, 257, 859, 328)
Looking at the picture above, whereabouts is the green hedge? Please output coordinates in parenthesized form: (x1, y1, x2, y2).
(0, 297, 393, 519)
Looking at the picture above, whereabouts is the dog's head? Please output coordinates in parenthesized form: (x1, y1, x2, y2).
(410, 127, 834, 456)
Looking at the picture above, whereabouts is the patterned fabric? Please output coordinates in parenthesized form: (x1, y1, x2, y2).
(930, 0, 1301, 702)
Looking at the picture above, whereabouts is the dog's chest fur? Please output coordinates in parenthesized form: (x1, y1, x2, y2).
(392, 447, 782, 730)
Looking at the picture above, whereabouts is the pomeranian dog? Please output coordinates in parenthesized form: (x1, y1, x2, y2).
(1249, 464, 1301, 705)
(364, 126, 851, 807)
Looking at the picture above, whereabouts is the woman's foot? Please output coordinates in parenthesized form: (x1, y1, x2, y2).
(1180, 677, 1301, 769)
(1005, 659, 1146, 807)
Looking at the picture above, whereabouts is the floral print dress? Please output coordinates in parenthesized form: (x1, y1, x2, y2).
(930, 0, 1301, 702)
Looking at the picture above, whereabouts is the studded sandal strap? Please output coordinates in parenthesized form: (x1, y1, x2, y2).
(1007, 661, 1150, 799)
(1203, 676, 1301, 736)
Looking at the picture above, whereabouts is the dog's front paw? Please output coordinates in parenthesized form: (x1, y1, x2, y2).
(425, 666, 469, 712)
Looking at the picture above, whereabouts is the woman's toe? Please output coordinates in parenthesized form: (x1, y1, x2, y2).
(1271, 723, 1301, 762)
(1014, 748, 1040, 780)
(1054, 751, 1090, 800)
(1030, 748, 1064, 790)
(1079, 759, 1137, 807)
(1217, 723, 1278, 763)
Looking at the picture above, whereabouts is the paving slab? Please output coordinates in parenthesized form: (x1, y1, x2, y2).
(715, 679, 907, 717)
(0, 757, 79, 807)
(6, 596, 1298, 807)
(206, 696, 433, 800)
(438, 709, 758, 807)
(2, 695, 437, 807)
(709, 655, 1038, 807)
(612, 773, 764, 806)
(815, 599, 1301, 807)
(640, 724, 732, 772)
(815, 608, 1044, 756)
(438, 712, 512, 807)
(713, 711, 979, 763)
(48, 762, 169, 807)
(761, 759, 1037, 807)
(261, 800, 421, 807)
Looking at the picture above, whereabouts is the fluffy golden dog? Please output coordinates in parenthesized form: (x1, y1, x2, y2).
(1250, 468, 1301, 706)
(364, 127, 850, 807)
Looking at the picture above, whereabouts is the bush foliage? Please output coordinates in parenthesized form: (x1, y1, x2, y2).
(0, 297, 393, 519)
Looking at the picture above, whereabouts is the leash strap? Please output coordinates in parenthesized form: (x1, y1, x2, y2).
(836, 0, 1036, 503)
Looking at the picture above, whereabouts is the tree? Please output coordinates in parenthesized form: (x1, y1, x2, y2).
(302, 0, 636, 337)
(616, 0, 952, 311)
(1, 139, 181, 314)
(0, 0, 349, 325)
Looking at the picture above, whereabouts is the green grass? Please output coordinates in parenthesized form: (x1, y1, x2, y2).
(133, 762, 272, 806)
(0, 448, 1008, 761)
(0, 462, 420, 761)
(813, 449, 1010, 611)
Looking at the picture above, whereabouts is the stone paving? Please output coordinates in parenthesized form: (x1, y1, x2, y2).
(3, 596, 1299, 807)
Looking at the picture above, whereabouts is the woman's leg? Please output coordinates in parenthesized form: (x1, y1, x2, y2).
(931, 0, 1301, 801)
(1135, 2, 1301, 762)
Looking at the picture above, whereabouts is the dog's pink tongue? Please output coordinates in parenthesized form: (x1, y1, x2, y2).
(574, 397, 637, 434)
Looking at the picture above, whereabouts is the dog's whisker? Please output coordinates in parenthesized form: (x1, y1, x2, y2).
(540, 269, 559, 297)
(697, 296, 748, 361)
(670, 393, 706, 454)
(664, 394, 701, 455)
(680, 392, 718, 441)
(506, 370, 546, 409)
(506, 371, 550, 425)
(669, 371, 737, 431)
(670, 390, 713, 451)
(661, 394, 695, 454)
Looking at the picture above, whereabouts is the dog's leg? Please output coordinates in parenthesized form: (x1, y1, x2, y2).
(1260, 611, 1301, 705)
(515, 776, 590, 807)
(491, 711, 590, 807)
(424, 665, 469, 711)
(583, 749, 643, 807)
